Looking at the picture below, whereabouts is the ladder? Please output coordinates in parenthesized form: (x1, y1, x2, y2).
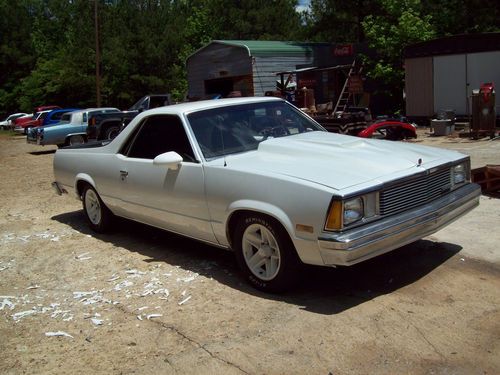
(333, 60, 361, 114)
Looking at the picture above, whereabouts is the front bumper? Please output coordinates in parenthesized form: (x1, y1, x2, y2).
(318, 183, 481, 266)
(27, 136, 39, 145)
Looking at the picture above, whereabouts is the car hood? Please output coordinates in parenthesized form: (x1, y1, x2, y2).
(224, 132, 464, 191)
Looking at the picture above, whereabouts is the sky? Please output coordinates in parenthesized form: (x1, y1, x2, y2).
(296, 0, 311, 13)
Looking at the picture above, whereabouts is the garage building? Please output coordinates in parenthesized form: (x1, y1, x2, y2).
(404, 33, 500, 121)
(187, 40, 318, 99)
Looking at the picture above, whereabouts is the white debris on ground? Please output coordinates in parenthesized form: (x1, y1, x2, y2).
(0, 259, 15, 272)
(75, 252, 92, 261)
(45, 331, 74, 338)
(1, 229, 74, 245)
(1, 260, 204, 329)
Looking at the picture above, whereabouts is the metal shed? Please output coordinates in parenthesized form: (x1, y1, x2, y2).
(404, 33, 500, 121)
(186, 40, 315, 99)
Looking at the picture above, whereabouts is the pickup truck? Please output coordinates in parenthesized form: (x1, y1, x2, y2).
(87, 94, 171, 141)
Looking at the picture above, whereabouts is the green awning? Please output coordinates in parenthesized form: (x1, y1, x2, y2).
(213, 40, 315, 57)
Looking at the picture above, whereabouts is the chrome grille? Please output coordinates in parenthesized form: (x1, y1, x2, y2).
(380, 168, 451, 216)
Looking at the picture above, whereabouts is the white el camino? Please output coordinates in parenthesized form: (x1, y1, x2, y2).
(53, 97, 481, 292)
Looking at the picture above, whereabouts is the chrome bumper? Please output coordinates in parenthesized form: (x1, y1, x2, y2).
(318, 183, 481, 266)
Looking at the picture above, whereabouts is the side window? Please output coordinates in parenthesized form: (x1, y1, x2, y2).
(126, 115, 196, 161)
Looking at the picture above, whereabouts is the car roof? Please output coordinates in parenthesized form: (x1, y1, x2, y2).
(144, 97, 283, 116)
(67, 108, 119, 115)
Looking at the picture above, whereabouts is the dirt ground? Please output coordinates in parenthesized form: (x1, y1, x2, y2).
(0, 130, 499, 375)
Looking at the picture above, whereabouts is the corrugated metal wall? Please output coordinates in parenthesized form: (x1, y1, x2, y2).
(252, 56, 313, 95)
(404, 57, 433, 117)
(187, 43, 252, 98)
(187, 43, 314, 98)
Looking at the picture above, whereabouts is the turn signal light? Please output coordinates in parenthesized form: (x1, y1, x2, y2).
(325, 201, 342, 231)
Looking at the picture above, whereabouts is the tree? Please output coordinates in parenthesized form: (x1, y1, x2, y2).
(206, 0, 304, 41)
(0, 0, 36, 114)
(362, 0, 436, 112)
(302, 0, 381, 42)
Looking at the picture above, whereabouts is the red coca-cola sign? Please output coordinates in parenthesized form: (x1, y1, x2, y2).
(333, 44, 353, 56)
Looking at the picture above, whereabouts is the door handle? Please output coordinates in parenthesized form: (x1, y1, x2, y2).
(120, 170, 128, 180)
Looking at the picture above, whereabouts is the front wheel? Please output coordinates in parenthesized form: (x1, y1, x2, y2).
(82, 185, 112, 233)
(233, 214, 301, 293)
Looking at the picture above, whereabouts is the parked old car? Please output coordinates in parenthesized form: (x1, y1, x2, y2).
(0, 113, 28, 130)
(14, 110, 52, 134)
(29, 108, 120, 147)
(42, 108, 80, 126)
(26, 108, 80, 142)
(52, 97, 481, 292)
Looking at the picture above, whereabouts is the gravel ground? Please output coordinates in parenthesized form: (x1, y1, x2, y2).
(0, 131, 499, 375)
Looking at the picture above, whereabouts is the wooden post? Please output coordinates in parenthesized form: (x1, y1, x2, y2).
(94, 0, 101, 107)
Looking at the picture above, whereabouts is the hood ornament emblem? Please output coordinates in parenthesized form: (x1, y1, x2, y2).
(417, 158, 422, 166)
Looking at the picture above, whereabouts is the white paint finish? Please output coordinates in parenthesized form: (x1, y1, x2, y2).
(115, 157, 215, 243)
(433, 54, 467, 115)
(53, 97, 476, 267)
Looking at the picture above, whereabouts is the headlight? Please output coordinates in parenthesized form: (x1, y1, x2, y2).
(325, 193, 378, 231)
(344, 197, 363, 225)
(452, 163, 468, 186)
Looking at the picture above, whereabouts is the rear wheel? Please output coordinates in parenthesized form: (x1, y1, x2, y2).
(233, 213, 301, 293)
(104, 125, 120, 140)
(82, 185, 112, 233)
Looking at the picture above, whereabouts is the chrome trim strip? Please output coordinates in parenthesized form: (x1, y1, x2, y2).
(318, 183, 481, 266)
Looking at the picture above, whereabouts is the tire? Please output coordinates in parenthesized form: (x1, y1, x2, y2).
(82, 184, 113, 233)
(104, 125, 120, 140)
(233, 213, 301, 293)
(67, 135, 85, 146)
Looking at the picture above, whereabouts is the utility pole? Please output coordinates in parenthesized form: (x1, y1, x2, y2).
(94, 0, 101, 107)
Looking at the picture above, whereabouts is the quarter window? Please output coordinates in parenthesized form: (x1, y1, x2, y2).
(126, 115, 196, 161)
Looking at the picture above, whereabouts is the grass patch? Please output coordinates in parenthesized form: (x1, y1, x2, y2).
(0, 129, 19, 138)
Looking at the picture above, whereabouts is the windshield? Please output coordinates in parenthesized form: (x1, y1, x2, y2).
(187, 101, 324, 159)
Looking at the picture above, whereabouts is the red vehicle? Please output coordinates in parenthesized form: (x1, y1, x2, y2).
(14, 110, 52, 135)
(357, 120, 417, 141)
(34, 105, 60, 112)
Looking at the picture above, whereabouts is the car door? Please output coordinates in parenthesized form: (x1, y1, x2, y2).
(114, 114, 216, 243)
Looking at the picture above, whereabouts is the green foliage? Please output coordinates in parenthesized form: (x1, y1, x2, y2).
(303, 0, 379, 42)
(0, 0, 499, 116)
(361, 0, 435, 111)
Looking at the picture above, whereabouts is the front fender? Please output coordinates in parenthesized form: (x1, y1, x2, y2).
(226, 199, 295, 242)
